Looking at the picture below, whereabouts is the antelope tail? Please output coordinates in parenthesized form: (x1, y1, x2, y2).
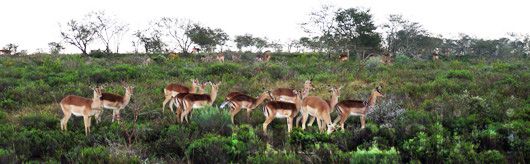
(219, 101, 229, 109)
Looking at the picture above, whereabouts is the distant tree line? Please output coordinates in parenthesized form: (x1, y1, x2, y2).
(1, 8, 529, 57)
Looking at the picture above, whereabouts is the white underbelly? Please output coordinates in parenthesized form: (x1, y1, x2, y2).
(350, 112, 362, 116)
(192, 104, 205, 109)
(278, 97, 295, 103)
(103, 105, 119, 110)
(275, 113, 290, 118)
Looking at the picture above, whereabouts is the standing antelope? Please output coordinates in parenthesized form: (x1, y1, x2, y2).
(172, 81, 206, 121)
(162, 80, 198, 112)
(180, 82, 221, 123)
(257, 50, 271, 62)
(299, 86, 341, 133)
(60, 86, 103, 135)
(339, 53, 348, 62)
(271, 80, 314, 103)
(220, 89, 272, 124)
(216, 53, 225, 62)
(334, 86, 384, 130)
(100, 83, 134, 122)
(262, 90, 303, 133)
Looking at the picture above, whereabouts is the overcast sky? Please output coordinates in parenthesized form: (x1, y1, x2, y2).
(1, 0, 528, 53)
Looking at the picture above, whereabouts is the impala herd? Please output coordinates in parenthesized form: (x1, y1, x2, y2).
(60, 78, 384, 136)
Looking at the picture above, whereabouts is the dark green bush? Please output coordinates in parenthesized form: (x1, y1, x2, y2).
(0, 148, 16, 163)
(289, 128, 331, 150)
(185, 134, 241, 163)
(247, 150, 301, 164)
(79, 146, 109, 163)
(190, 106, 231, 135)
(446, 69, 473, 80)
(153, 124, 196, 157)
(348, 145, 401, 164)
(478, 150, 507, 163)
(12, 129, 62, 160)
(18, 112, 59, 130)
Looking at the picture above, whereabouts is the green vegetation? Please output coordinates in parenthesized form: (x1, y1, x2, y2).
(0, 53, 528, 163)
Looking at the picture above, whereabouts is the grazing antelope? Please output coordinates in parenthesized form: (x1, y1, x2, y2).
(262, 90, 303, 133)
(171, 81, 206, 121)
(180, 82, 222, 123)
(60, 86, 103, 135)
(216, 53, 225, 62)
(339, 53, 348, 62)
(271, 80, 314, 103)
(219, 91, 246, 108)
(100, 83, 134, 122)
(299, 86, 342, 133)
(334, 86, 384, 130)
(162, 80, 198, 112)
(221, 89, 272, 124)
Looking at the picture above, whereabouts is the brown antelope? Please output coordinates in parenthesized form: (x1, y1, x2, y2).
(216, 53, 225, 62)
(162, 80, 198, 112)
(339, 53, 348, 62)
(299, 86, 342, 133)
(271, 80, 314, 103)
(100, 83, 134, 122)
(381, 52, 393, 64)
(432, 48, 440, 61)
(172, 81, 206, 121)
(191, 47, 201, 54)
(262, 90, 303, 133)
(60, 86, 103, 135)
(334, 86, 384, 130)
(257, 50, 271, 62)
(180, 82, 221, 123)
(220, 89, 272, 124)
(219, 91, 246, 108)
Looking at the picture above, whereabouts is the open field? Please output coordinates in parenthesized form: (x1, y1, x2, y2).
(0, 53, 528, 163)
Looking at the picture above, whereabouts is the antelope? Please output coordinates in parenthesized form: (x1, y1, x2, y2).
(220, 89, 272, 124)
(60, 86, 103, 135)
(333, 86, 384, 130)
(381, 52, 393, 64)
(299, 86, 342, 133)
(162, 80, 198, 112)
(339, 53, 348, 62)
(180, 82, 222, 123)
(100, 83, 134, 122)
(171, 81, 206, 121)
(432, 48, 440, 61)
(191, 47, 201, 54)
(219, 91, 246, 108)
(257, 50, 271, 62)
(216, 53, 225, 62)
(271, 80, 314, 103)
(262, 90, 303, 133)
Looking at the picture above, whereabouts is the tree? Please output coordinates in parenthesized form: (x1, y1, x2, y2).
(285, 39, 299, 53)
(334, 8, 381, 55)
(48, 42, 65, 55)
(382, 14, 431, 56)
(113, 23, 129, 53)
(3, 43, 18, 54)
(234, 34, 255, 52)
(253, 37, 268, 52)
(133, 25, 166, 54)
(185, 24, 228, 52)
(88, 11, 125, 53)
(268, 40, 283, 52)
(60, 19, 98, 56)
(157, 17, 194, 53)
(301, 5, 339, 53)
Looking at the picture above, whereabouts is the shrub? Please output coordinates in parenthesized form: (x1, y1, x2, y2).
(153, 124, 196, 157)
(349, 144, 401, 164)
(394, 54, 410, 65)
(289, 128, 331, 151)
(446, 70, 473, 80)
(186, 134, 241, 163)
(478, 150, 507, 163)
(247, 150, 301, 164)
(79, 146, 109, 163)
(0, 148, 15, 163)
(231, 125, 265, 159)
(18, 112, 59, 130)
(12, 129, 62, 160)
(367, 95, 405, 128)
(190, 106, 231, 135)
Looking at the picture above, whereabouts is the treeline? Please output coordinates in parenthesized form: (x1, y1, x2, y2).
(1, 6, 530, 58)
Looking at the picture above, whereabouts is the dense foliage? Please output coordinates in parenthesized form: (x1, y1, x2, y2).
(0, 52, 528, 163)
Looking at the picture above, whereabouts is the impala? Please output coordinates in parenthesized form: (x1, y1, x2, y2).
(172, 81, 206, 121)
(216, 53, 225, 62)
(221, 89, 272, 124)
(100, 83, 134, 122)
(271, 80, 313, 103)
(299, 86, 341, 133)
(334, 86, 384, 130)
(262, 90, 303, 133)
(339, 53, 348, 62)
(432, 48, 440, 61)
(257, 50, 271, 62)
(162, 79, 199, 112)
(60, 86, 103, 135)
(180, 82, 221, 123)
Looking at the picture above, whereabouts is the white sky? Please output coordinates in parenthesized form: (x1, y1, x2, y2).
(1, 0, 529, 53)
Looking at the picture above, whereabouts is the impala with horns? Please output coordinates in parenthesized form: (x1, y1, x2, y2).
(334, 86, 384, 130)
(220, 89, 272, 124)
(216, 53, 225, 62)
(271, 80, 314, 103)
(172, 81, 207, 121)
(262, 90, 303, 133)
(162, 79, 199, 112)
(299, 85, 342, 133)
(180, 82, 221, 123)
(100, 82, 134, 122)
(60, 86, 103, 135)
